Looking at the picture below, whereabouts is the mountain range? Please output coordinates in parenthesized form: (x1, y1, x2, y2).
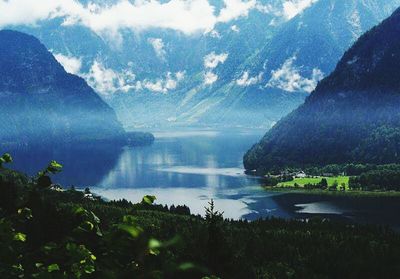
(244, 6, 400, 173)
(5, 0, 400, 129)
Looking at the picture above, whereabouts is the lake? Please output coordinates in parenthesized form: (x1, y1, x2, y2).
(7, 129, 400, 229)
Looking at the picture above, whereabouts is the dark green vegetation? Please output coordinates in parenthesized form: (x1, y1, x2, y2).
(2, 156, 400, 278)
(244, 8, 400, 173)
(126, 132, 155, 146)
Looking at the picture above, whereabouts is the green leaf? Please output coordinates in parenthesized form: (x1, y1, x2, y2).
(47, 160, 63, 174)
(149, 238, 162, 255)
(118, 224, 142, 238)
(122, 215, 137, 224)
(14, 232, 26, 242)
(47, 264, 60, 273)
(2, 153, 12, 163)
(84, 265, 95, 274)
(179, 262, 196, 271)
(142, 195, 156, 205)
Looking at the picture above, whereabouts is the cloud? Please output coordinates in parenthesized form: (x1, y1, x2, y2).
(231, 25, 240, 32)
(204, 71, 218, 85)
(0, 0, 262, 35)
(204, 52, 228, 69)
(203, 51, 228, 86)
(282, 0, 319, 20)
(53, 53, 82, 75)
(148, 38, 166, 59)
(85, 60, 137, 95)
(217, 0, 256, 23)
(266, 56, 324, 93)
(141, 71, 185, 93)
(236, 71, 263, 86)
(84, 60, 186, 95)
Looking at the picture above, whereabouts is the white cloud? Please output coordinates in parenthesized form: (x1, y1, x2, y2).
(141, 71, 185, 94)
(236, 71, 263, 86)
(85, 60, 137, 95)
(204, 71, 218, 85)
(217, 0, 256, 23)
(266, 56, 324, 93)
(148, 38, 166, 59)
(53, 53, 82, 75)
(204, 52, 228, 69)
(0, 0, 261, 35)
(203, 52, 228, 86)
(282, 0, 319, 20)
(231, 25, 240, 32)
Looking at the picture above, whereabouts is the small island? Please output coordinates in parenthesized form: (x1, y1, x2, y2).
(126, 131, 155, 146)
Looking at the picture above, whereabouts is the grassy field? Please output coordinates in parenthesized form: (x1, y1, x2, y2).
(277, 176, 350, 189)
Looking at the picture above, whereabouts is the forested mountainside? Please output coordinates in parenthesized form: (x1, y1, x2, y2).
(244, 7, 400, 173)
(0, 30, 125, 144)
(6, 0, 400, 128)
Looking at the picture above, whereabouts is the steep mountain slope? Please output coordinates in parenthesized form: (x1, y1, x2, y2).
(0, 30, 125, 144)
(244, 7, 400, 172)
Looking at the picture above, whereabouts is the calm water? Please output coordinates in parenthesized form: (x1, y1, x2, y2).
(7, 129, 400, 228)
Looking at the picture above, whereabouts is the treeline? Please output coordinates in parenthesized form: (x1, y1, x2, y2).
(305, 163, 400, 176)
(263, 175, 293, 186)
(2, 156, 400, 278)
(307, 164, 400, 191)
(349, 169, 400, 191)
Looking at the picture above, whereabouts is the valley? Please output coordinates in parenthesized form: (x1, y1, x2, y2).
(2, 0, 400, 278)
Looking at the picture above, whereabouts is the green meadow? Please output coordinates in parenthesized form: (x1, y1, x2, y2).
(277, 176, 350, 189)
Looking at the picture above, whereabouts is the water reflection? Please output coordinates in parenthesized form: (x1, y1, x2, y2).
(95, 130, 265, 189)
(4, 143, 123, 186)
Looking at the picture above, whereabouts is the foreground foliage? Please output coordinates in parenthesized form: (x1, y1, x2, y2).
(1, 157, 400, 278)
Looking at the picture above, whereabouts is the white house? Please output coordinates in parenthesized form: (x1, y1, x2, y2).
(295, 171, 307, 178)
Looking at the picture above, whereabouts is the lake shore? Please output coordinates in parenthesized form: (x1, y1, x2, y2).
(263, 186, 400, 197)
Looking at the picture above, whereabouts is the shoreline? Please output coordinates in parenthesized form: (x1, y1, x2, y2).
(263, 186, 400, 198)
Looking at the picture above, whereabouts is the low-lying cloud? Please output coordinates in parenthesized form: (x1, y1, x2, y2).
(83, 60, 185, 95)
(204, 52, 229, 69)
(203, 51, 228, 85)
(53, 53, 82, 75)
(236, 71, 263, 86)
(266, 56, 324, 93)
(148, 38, 166, 59)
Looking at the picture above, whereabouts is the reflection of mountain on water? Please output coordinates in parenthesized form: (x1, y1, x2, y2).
(4, 142, 123, 187)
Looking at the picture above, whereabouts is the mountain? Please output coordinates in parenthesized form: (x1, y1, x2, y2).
(4, 0, 400, 129)
(244, 7, 400, 173)
(110, 0, 400, 128)
(0, 30, 125, 144)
